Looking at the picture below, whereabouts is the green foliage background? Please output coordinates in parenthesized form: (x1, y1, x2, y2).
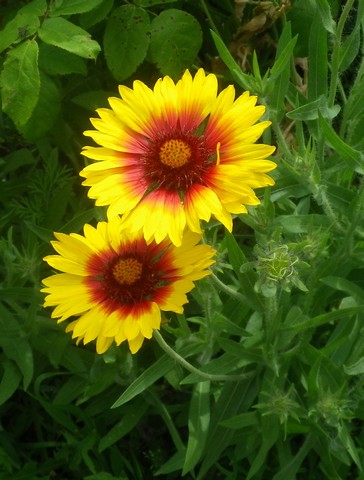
(1, 0, 364, 478)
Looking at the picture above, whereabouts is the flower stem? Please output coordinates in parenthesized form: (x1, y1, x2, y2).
(153, 330, 251, 382)
(209, 272, 247, 303)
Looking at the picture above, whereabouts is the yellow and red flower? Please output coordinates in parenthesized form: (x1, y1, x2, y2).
(41, 218, 215, 354)
(80, 68, 276, 246)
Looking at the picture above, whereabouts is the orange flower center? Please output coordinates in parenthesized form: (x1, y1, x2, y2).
(159, 139, 192, 168)
(112, 257, 142, 285)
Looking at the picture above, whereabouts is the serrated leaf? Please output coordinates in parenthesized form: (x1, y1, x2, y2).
(150, 9, 202, 77)
(39, 44, 87, 76)
(0, 12, 40, 53)
(0, 40, 40, 127)
(49, 0, 104, 16)
(19, 72, 61, 141)
(38, 17, 101, 59)
(104, 5, 150, 82)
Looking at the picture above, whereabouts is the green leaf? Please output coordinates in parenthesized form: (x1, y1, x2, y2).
(104, 5, 150, 82)
(0, 40, 40, 127)
(134, 0, 176, 5)
(99, 400, 148, 452)
(210, 30, 253, 91)
(223, 231, 263, 313)
(79, 0, 114, 29)
(308, 17, 328, 100)
(39, 44, 87, 76)
(268, 34, 297, 84)
(269, 22, 293, 113)
(318, 113, 364, 173)
(183, 381, 211, 474)
(339, 28, 361, 73)
(49, 0, 104, 16)
(281, 307, 363, 331)
(219, 411, 259, 430)
(0, 12, 40, 53)
(0, 360, 21, 405)
(150, 9, 202, 77)
(19, 72, 61, 141)
(111, 354, 175, 408)
(344, 358, 364, 376)
(286, 95, 340, 121)
(309, 0, 336, 33)
(38, 17, 101, 59)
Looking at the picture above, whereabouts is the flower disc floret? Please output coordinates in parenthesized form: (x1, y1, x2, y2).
(41, 218, 215, 354)
(80, 68, 276, 246)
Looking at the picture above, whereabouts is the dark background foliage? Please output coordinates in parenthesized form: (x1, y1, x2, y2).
(1, 0, 364, 478)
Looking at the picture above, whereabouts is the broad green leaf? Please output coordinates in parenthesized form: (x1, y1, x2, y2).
(210, 30, 253, 91)
(104, 5, 150, 82)
(38, 17, 101, 59)
(49, 0, 104, 16)
(0, 13, 40, 53)
(308, 17, 328, 101)
(111, 354, 175, 407)
(318, 113, 364, 173)
(150, 9, 202, 77)
(19, 72, 61, 141)
(79, 0, 114, 29)
(0, 360, 21, 405)
(183, 381, 210, 474)
(309, 0, 335, 33)
(0, 40, 40, 127)
(39, 44, 87, 76)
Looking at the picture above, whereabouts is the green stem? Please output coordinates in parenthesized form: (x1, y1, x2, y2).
(209, 272, 247, 303)
(328, 0, 355, 107)
(153, 330, 251, 382)
(273, 123, 292, 160)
